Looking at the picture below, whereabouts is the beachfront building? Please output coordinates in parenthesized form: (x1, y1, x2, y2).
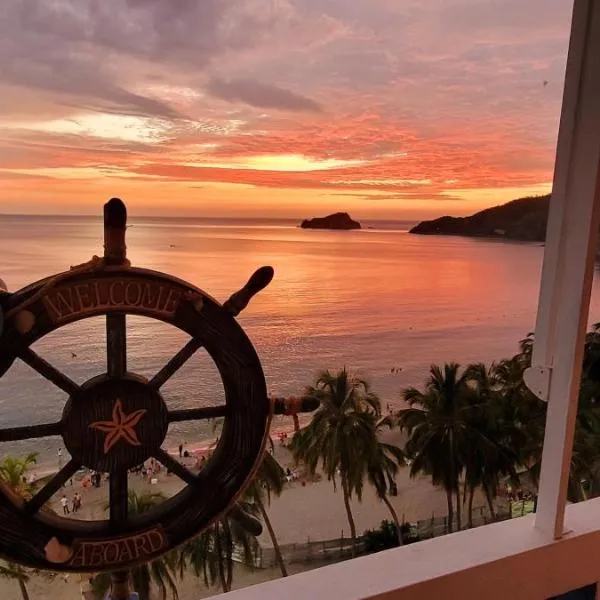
(206, 2, 600, 598)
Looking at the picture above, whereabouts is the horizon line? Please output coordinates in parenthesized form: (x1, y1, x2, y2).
(0, 212, 419, 222)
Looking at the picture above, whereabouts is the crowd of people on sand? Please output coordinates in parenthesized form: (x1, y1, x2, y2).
(52, 443, 210, 499)
(50, 437, 309, 518)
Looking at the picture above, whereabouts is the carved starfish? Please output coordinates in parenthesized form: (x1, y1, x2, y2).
(89, 399, 147, 454)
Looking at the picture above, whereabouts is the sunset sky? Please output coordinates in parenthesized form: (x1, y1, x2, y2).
(0, 0, 573, 219)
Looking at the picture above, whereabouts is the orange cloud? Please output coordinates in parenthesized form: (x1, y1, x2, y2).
(0, 0, 572, 217)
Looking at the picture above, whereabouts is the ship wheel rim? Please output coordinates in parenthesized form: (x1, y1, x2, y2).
(0, 266, 271, 571)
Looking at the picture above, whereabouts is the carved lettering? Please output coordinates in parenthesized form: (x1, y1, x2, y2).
(108, 281, 125, 306)
(148, 530, 165, 552)
(43, 277, 186, 323)
(141, 283, 160, 309)
(104, 542, 119, 564)
(134, 533, 149, 558)
(89, 543, 104, 566)
(163, 289, 182, 314)
(44, 290, 75, 319)
(68, 528, 168, 568)
(125, 282, 142, 306)
(118, 539, 134, 563)
(74, 284, 92, 311)
(69, 544, 85, 568)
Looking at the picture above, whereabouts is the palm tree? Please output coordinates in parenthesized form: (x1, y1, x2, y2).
(0, 453, 39, 600)
(517, 332, 535, 365)
(291, 368, 381, 557)
(398, 363, 475, 532)
(462, 363, 521, 525)
(0, 453, 38, 498)
(94, 491, 179, 600)
(179, 500, 260, 593)
(291, 414, 300, 432)
(245, 446, 288, 576)
(0, 561, 30, 600)
(497, 333, 600, 504)
(365, 416, 405, 543)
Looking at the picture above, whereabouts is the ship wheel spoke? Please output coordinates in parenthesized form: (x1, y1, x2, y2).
(19, 348, 80, 396)
(154, 449, 198, 487)
(149, 338, 204, 390)
(168, 405, 229, 423)
(109, 470, 129, 527)
(0, 421, 62, 443)
(106, 313, 127, 377)
(24, 459, 80, 515)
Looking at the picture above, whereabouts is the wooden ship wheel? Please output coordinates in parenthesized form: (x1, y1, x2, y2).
(0, 199, 316, 596)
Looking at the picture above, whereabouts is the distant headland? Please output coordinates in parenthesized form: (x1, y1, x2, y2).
(409, 195, 550, 242)
(300, 212, 362, 230)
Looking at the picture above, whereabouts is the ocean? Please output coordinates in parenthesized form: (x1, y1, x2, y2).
(2, 214, 600, 473)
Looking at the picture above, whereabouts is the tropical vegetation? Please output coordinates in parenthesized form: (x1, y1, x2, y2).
(290, 368, 405, 556)
(94, 491, 180, 600)
(178, 498, 260, 593)
(0, 452, 38, 499)
(4, 323, 600, 595)
(0, 452, 40, 600)
(362, 520, 419, 554)
(244, 441, 289, 577)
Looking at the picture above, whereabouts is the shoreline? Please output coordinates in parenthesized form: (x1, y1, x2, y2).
(41, 427, 460, 546)
(28, 415, 305, 484)
(4, 423, 502, 599)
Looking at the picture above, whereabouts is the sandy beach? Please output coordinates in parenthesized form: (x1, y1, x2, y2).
(0, 428, 491, 599)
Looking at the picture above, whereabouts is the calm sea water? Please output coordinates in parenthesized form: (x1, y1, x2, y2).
(2, 215, 600, 470)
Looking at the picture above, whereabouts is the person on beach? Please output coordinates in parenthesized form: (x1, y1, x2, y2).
(60, 494, 70, 515)
(178, 443, 183, 457)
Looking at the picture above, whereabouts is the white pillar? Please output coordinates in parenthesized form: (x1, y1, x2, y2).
(527, 0, 600, 539)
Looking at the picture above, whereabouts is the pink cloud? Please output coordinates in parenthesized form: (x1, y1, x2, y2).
(0, 0, 574, 215)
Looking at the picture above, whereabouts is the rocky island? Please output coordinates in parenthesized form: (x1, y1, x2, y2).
(300, 212, 361, 230)
(409, 195, 550, 242)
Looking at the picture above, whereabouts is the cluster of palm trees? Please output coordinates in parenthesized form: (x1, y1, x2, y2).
(291, 369, 405, 556)
(399, 327, 600, 533)
(291, 327, 600, 552)
(3, 325, 600, 599)
(0, 451, 288, 599)
(92, 490, 265, 599)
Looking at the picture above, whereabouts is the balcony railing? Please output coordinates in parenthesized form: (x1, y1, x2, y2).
(207, 497, 600, 599)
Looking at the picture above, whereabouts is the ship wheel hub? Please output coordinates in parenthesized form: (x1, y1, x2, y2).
(62, 374, 168, 472)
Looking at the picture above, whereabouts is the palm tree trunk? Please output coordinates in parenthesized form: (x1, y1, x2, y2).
(341, 473, 357, 557)
(17, 579, 30, 600)
(455, 485, 462, 531)
(467, 487, 475, 528)
(292, 414, 300, 432)
(445, 489, 454, 533)
(483, 483, 496, 521)
(381, 494, 403, 545)
(257, 497, 288, 576)
(223, 520, 234, 593)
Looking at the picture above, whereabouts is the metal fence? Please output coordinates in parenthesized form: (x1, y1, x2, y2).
(258, 535, 360, 568)
(256, 504, 513, 569)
